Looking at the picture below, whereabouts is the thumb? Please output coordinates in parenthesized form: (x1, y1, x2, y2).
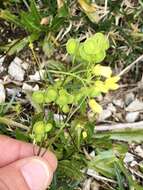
(0, 157, 54, 190)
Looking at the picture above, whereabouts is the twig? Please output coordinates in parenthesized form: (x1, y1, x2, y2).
(119, 54, 143, 76)
(95, 121, 143, 132)
(86, 169, 117, 184)
(0, 117, 29, 131)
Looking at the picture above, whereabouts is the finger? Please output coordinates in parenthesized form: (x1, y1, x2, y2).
(0, 135, 57, 171)
(0, 157, 54, 190)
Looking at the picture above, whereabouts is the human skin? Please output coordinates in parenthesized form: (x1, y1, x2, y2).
(0, 135, 57, 190)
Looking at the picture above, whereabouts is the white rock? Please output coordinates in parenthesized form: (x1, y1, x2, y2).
(125, 92, 135, 106)
(126, 99, 143, 112)
(8, 58, 25, 81)
(83, 178, 92, 190)
(98, 109, 112, 121)
(13, 57, 22, 64)
(33, 84, 40, 91)
(22, 62, 29, 70)
(107, 103, 116, 113)
(0, 55, 5, 73)
(54, 114, 66, 121)
(130, 161, 137, 167)
(0, 83, 6, 103)
(6, 88, 20, 97)
(125, 112, 139, 123)
(135, 146, 143, 158)
(22, 83, 33, 92)
(29, 70, 45, 81)
(113, 99, 124, 108)
(89, 151, 95, 158)
(124, 152, 134, 163)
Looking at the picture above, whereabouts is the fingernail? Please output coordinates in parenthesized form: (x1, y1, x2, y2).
(21, 159, 53, 190)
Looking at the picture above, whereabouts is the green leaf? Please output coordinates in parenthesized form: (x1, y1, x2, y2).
(0, 10, 22, 27)
(96, 130, 143, 143)
(15, 129, 29, 142)
(117, 160, 143, 190)
(4, 33, 39, 55)
(58, 160, 83, 180)
(88, 150, 117, 178)
(20, 11, 41, 32)
(114, 163, 125, 190)
(58, 3, 69, 18)
(50, 17, 65, 31)
(30, 0, 41, 23)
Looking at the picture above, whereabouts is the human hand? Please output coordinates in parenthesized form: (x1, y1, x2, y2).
(0, 135, 57, 190)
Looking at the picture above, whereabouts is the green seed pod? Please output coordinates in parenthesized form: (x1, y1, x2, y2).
(93, 33, 109, 51)
(83, 38, 96, 55)
(66, 38, 79, 55)
(33, 121, 45, 135)
(45, 88, 57, 102)
(44, 97, 52, 103)
(74, 93, 83, 103)
(32, 91, 44, 104)
(103, 38, 109, 50)
(62, 105, 70, 113)
(94, 50, 106, 63)
(45, 123, 53, 132)
(56, 95, 68, 106)
(79, 44, 93, 62)
(35, 134, 43, 142)
(67, 94, 74, 104)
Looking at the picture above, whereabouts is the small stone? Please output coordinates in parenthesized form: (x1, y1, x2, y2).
(0, 83, 6, 103)
(125, 112, 139, 123)
(6, 88, 21, 97)
(8, 58, 25, 81)
(124, 152, 134, 163)
(89, 151, 95, 158)
(0, 55, 5, 73)
(0, 55, 5, 65)
(130, 161, 137, 167)
(54, 114, 66, 121)
(22, 83, 33, 92)
(13, 57, 22, 64)
(107, 103, 116, 113)
(33, 84, 40, 91)
(91, 181, 100, 190)
(125, 92, 135, 106)
(113, 99, 124, 108)
(40, 17, 49, 25)
(126, 99, 143, 112)
(135, 146, 143, 158)
(29, 70, 45, 81)
(21, 62, 29, 70)
(98, 109, 112, 121)
(83, 178, 92, 190)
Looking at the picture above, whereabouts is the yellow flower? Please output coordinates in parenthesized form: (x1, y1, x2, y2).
(82, 131, 87, 139)
(105, 76, 120, 90)
(93, 64, 112, 78)
(88, 99, 103, 113)
(95, 80, 108, 93)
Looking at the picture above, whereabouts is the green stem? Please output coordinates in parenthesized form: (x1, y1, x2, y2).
(41, 97, 86, 155)
(0, 117, 29, 131)
(47, 70, 87, 88)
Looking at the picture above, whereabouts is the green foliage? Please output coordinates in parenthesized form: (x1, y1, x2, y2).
(0, 0, 69, 54)
(1, 1, 143, 189)
(66, 33, 109, 63)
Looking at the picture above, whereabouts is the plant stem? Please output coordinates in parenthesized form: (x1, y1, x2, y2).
(0, 117, 29, 131)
